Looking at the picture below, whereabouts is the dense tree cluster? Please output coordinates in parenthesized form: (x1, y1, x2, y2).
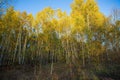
(0, 0, 120, 79)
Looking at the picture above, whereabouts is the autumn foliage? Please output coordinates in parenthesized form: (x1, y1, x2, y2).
(0, 0, 120, 79)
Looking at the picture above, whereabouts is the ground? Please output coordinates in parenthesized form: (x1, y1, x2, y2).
(0, 63, 117, 80)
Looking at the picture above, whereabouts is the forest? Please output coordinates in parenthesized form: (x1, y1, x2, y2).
(0, 0, 120, 80)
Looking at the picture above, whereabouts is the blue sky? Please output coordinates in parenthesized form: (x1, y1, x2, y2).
(14, 0, 120, 16)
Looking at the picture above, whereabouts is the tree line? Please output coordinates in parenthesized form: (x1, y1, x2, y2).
(0, 0, 120, 76)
